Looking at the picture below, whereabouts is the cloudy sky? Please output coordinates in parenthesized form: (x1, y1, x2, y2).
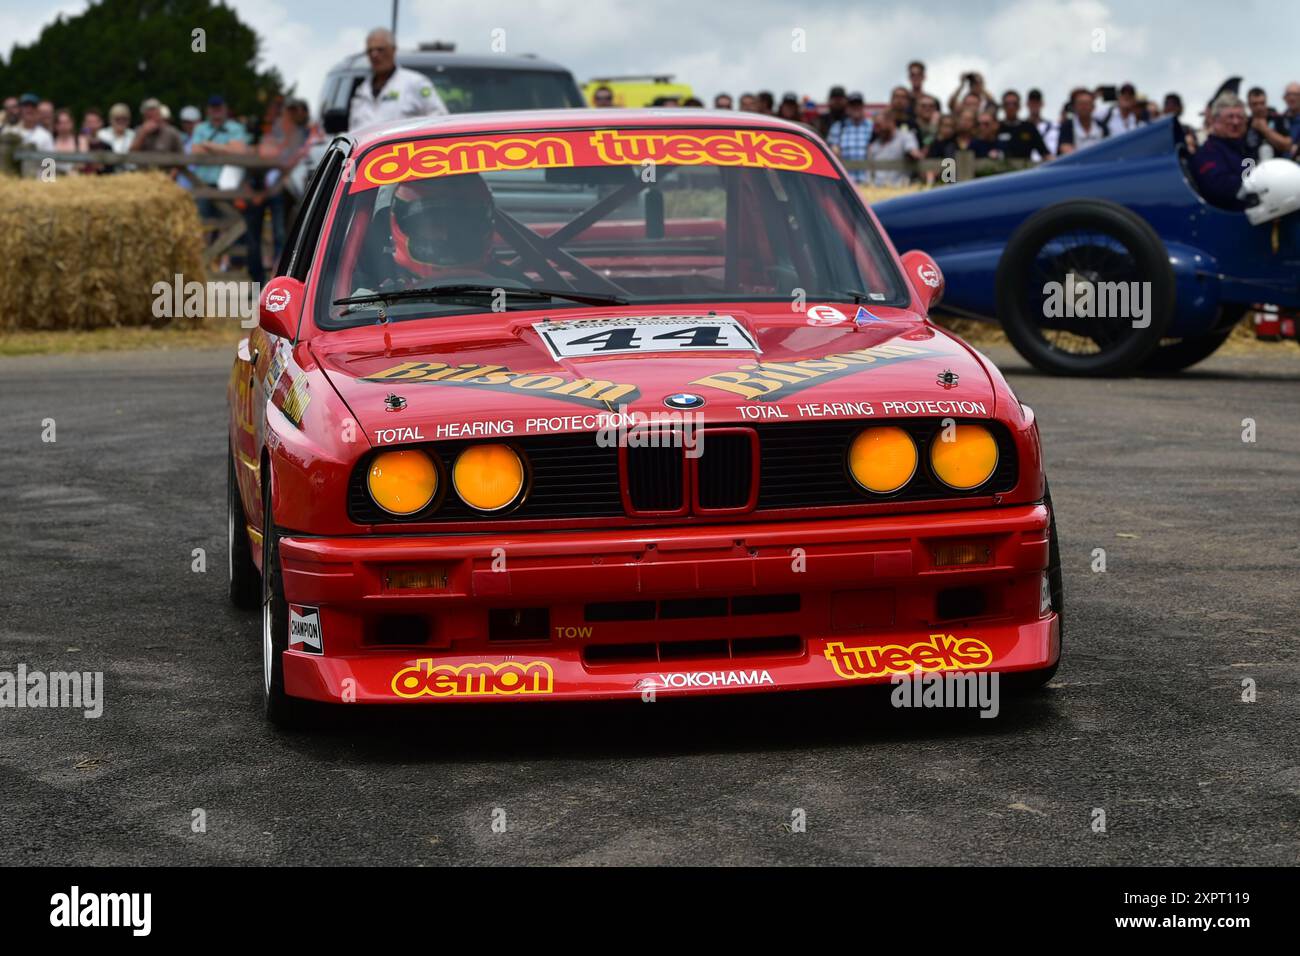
(3, 0, 1295, 117)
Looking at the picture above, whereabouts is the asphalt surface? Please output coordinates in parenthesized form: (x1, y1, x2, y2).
(0, 343, 1297, 866)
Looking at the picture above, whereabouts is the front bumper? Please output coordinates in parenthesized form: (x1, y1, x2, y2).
(277, 504, 1060, 703)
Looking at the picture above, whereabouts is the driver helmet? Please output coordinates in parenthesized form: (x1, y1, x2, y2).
(390, 173, 495, 277)
(1240, 158, 1300, 226)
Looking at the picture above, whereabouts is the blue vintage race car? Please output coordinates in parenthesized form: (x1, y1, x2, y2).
(874, 117, 1300, 375)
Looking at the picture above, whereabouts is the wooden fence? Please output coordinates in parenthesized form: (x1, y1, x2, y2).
(4, 143, 295, 272)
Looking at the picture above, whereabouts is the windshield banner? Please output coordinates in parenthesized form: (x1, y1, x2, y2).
(349, 127, 840, 193)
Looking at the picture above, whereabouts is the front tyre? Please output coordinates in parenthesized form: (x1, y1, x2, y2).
(1005, 483, 1064, 692)
(228, 442, 260, 610)
(261, 474, 320, 729)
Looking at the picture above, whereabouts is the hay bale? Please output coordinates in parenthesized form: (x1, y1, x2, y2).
(0, 172, 205, 331)
(858, 183, 926, 204)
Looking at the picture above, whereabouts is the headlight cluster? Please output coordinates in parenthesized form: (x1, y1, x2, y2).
(366, 444, 526, 517)
(848, 424, 998, 495)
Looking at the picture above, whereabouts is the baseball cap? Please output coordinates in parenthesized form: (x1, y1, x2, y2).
(18, 93, 39, 106)
(140, 97, 162, 112)
(207, 94, 226, 107)
(829, 85, 847, 99)
(179, 105, 201, 123)
(847, 92, 865, 105)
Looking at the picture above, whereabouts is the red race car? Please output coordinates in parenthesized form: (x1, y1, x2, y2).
(226, 109, 1063, 725)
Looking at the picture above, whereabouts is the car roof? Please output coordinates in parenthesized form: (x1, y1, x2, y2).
(328, 50, 574, 75)
(345, 108, 818, 151)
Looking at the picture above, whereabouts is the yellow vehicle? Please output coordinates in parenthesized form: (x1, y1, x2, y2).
(583, 75, 695, 107)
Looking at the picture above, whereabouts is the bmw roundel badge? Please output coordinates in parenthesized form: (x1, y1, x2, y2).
(664, 393, 705, 410)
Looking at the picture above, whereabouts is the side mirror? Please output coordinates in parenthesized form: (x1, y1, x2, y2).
(900, 249, 944, 313)
(259, 276, 305, 340)
(322, 108, 349, 135)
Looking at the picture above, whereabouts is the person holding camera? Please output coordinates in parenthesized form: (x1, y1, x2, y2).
(948, 71, 997, 115)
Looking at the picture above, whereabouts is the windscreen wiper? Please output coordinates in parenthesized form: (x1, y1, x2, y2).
(829, 289, 878, 304)
(333, 283, 628, 308)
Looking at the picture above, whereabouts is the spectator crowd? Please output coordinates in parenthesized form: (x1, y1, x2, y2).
(1, 89, 322, 281)
(593, 62, 1300, 205)
(5, 45, 1299, 281)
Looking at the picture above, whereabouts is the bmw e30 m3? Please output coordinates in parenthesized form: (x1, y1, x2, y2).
(226, 109, 1063, 725)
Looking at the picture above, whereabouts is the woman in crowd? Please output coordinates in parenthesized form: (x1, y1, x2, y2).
(51, 108, 89, 175)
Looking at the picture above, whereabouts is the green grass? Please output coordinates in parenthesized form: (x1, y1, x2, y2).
(0, 320, 247, 357)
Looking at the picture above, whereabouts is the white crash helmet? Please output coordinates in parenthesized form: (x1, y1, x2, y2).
(1240, 158, 1300, 226)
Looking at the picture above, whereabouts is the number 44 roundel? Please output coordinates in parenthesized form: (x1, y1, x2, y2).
(534, 315, 760, 360)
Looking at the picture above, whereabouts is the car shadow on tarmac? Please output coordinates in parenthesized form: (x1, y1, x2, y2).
(267, 684, 1064, 765)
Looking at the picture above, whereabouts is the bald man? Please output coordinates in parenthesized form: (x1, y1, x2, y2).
(1283, 83, 1300, 158)
(349, 27, 447, 129)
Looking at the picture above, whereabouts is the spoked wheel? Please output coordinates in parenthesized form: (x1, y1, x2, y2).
(1139, 304, 1248, 374)
(996, 200, 1174, 376)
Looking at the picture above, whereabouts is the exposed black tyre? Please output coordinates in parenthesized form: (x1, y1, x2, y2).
(1138, 305, 1248, 374)
(996, 200, 1175, 376)
(228, 442, 261, 610)
(1004, 484, 1063, 692)
(261, 474, 321, 729)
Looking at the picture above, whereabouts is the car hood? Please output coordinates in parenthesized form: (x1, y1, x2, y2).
(311, 304, 997, 447)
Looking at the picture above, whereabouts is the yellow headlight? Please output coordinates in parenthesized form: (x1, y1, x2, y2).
(453, 444, 525, 512)
(930, 425, 999, 490)
(367, 449, 438, 516)
(848, 427, 918, 494)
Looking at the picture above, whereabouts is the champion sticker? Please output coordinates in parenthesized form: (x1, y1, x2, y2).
(289, 605, 323, 654)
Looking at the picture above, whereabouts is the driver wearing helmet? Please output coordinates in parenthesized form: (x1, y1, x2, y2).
(375, 173, 498, 290)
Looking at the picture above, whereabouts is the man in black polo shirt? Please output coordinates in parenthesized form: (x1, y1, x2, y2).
(819, 85, 848, 138)
(1244, 86, 1293, 161)
(997, 89, 1049, 160)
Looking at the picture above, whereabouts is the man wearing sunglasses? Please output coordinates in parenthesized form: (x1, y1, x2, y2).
(349, 27, 447, 131)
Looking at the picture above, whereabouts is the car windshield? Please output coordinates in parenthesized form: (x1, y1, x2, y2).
(317, 126, 910, 328)
(417, 67, 585, 112)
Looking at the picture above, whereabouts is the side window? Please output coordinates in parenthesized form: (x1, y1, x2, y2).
(289, 149, 346, 281)
(276, 153, 327, 277)
(278, 147, 345, 280)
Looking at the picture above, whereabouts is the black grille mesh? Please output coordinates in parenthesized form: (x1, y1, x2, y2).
(696, 431, 754, 510)
(348, 433, 622, 524)
(626, 444, 684, 512)
(347, 419, 1018, 524)
(755, 419, 1018, 508)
